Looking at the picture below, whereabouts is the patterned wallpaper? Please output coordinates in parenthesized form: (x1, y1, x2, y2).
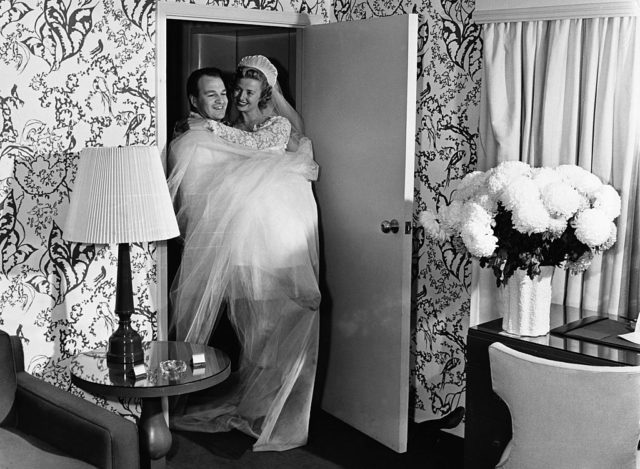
(333, 0, 481, 433)
(0, 0, 479, 430)
(0, 0, 329, 416)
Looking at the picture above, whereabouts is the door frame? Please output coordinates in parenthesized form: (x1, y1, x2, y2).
(155, 3, 325, 339)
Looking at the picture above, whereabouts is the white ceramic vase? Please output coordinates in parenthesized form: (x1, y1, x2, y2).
(500, 266, 555, 337)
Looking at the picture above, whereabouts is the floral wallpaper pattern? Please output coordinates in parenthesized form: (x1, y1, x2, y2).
(333, 0, 481, 434)
(0, 0, 477, 432)
(0, 0, 329, 418)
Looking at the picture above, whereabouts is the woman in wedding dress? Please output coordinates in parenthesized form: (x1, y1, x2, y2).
(167, 55, 321, 451)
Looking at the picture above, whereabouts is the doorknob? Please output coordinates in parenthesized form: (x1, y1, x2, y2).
(381, 219, 400, 234)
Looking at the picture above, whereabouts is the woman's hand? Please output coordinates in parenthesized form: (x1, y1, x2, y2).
(188, 116, 214, 132)
(172, 115, 215, 138)
(303, 160, 319, 181)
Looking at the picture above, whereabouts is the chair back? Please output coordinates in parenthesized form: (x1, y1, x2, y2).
(0, 330, 17, 423)
(489, 342, 640, 469)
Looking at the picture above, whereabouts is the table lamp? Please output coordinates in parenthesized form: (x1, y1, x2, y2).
(63, 146, 179, 365)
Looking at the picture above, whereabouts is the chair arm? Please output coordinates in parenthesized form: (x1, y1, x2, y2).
(9, 335, 24, 373)
(14, 372, 139, 469)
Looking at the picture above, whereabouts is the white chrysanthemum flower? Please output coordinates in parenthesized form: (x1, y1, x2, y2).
(547, 215, 569, 238)
(541, 182, 582, 218)
(439, 200, 464, 235)
(572, 208, 612, 247)
(531, 167, 563, 190)
(592, 184, 621, 220)
(460, 223, 498, 257)
(470, 185, 499, 215)
(486, 161, 532, 196)
(454, 171, 488, 201)
(462, 202, 494, 229)
(419, 210, 447, 242)
(599, 222, 618, 251)
(458, 202, 496, 256)
(511, 201, 551, 234)
(556, 165, 603, 197)
(499, 176, 540, 212)
(576, 192, 591, 212)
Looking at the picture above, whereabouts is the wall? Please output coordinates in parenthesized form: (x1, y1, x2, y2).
(0, 0, 329, 414)
(0, 0, 479, 430)
(332, 0, 482, 433)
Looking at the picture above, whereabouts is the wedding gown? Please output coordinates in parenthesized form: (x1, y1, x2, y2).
(167, 117, 321, 451)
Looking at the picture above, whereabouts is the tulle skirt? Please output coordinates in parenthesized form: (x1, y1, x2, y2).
(166, 129, 321, 451)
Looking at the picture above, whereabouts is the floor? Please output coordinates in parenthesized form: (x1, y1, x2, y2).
(166, 408, 465, 469)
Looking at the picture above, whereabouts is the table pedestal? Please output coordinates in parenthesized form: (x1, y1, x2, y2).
(140, 397, 172, 469)
(138, 397, 171, 469)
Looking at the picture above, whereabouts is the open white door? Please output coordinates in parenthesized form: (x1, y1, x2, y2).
(300, 14, 418, 453)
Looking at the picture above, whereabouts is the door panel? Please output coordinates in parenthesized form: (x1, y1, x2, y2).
(300, 14, 418, 453)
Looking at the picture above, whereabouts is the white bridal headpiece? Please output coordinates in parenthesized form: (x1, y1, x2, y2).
(238, 54, 305, 141)
(238, 55, 278, 86)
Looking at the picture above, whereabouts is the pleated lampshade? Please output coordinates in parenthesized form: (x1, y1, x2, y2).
(64, 146, 179, 244)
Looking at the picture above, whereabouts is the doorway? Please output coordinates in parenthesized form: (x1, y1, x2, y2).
(165, 20, 298, 140)
(165, 20, 300, 360)
(157, 5, 419, 453)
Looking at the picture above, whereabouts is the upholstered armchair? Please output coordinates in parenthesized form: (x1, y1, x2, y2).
(0, 330, 140, 469)
(489, 342, 640, 469)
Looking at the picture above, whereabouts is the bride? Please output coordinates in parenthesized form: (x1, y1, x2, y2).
(167, 56, 321, 452)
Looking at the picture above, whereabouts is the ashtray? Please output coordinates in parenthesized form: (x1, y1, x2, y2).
(159, 359, 187, 376)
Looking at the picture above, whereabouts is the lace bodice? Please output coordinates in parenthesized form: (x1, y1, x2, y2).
(206, 116, 291, 151)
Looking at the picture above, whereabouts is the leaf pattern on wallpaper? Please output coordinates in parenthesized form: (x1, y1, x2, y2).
(440, 0, 481, 75)
(21, 0, 96, 71)
(297, 0, 327, 15)
(333, 0, 410, 20)
(0, 1, 32, 33)
(0, 85, 23, 144)
(0, 190, 37, 275)
(416, 18, 430, 80)
(28, 222, 95, 305)
(238, 0, 284, 10)
(120, 0, 154, 37)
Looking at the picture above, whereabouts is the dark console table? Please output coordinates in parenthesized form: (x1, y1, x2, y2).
(464, 304, 640, 469)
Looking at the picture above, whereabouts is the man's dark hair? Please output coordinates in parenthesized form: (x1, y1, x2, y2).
(186, 67, 225, 112)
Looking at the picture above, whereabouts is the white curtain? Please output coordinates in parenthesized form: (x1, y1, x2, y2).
(474, 17, 640, 324)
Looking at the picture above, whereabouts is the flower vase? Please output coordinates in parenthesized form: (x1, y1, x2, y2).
(500, 266, 555, 337)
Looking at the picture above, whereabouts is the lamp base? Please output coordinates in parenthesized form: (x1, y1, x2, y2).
(107, 243, 144, 365)
(107, 322, 144, 365)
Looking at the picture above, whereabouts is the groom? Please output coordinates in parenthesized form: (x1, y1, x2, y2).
(170, 66, 241, 363)
(173, 67, 228, 137)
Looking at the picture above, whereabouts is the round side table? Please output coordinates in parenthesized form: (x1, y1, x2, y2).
(70, 341, 230, 469)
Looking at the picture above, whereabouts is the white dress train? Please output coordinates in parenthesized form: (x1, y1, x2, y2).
(166, 122, 321, 452)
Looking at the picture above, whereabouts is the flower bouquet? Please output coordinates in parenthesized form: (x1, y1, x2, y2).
(420, 161, 621, 288)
